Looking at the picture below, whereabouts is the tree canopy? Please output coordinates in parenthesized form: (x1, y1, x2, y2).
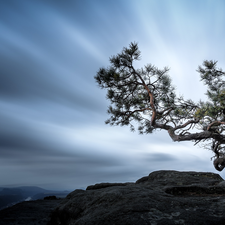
(95, 42, 225, 171)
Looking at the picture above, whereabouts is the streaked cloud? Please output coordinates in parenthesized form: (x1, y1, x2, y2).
(0, 0, 225, 190)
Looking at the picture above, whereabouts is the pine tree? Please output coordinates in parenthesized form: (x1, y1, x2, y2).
(95, 42, 225, 171)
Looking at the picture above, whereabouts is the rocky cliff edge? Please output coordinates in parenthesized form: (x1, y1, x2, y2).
(48, 170, 225, 225)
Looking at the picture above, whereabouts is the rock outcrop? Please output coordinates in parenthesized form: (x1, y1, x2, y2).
(48, 170, 225, 225)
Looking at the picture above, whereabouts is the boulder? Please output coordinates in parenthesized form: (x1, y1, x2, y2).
(48, 170, 225, 225)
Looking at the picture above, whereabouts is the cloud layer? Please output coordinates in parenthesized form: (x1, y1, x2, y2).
(0, 0, 225, 190)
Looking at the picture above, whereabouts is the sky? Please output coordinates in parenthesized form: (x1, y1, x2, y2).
(1, 0, 225, 191)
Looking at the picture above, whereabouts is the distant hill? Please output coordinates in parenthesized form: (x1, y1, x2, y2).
(0, 186, 70, 210)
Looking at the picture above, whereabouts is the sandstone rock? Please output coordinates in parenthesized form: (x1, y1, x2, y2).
(48, 170, 225, 225)
(86, 182, 131, 190)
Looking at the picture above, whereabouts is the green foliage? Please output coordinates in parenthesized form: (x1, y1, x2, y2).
(95, 43, 225, 171)
(95, 43, 225, 136)
(95, 42, 199, 133)
(197, 60, 225, 121)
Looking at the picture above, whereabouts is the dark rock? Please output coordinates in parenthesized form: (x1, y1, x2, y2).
(48, 170, 225, 225)
(136, 175, 149, 184)
(86, 182, 132, 190)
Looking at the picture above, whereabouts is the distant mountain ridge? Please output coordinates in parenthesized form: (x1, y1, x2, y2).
(0, 186, 70, 210)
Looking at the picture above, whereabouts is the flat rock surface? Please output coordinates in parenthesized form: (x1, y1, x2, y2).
(0, 199, 62, 225)
(48, 170, 225, 225)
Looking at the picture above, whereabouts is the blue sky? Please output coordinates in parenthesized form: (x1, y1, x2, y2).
(1, 0, 225, 190)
